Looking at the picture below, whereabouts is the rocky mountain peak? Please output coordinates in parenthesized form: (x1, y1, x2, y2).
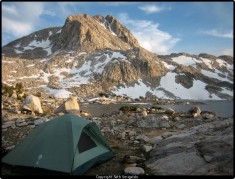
(53, 13, 140, 52)
(94, 14, 140, 48)
(2, 14, 141, 59)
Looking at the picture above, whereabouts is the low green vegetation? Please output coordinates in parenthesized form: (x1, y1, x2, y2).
(42, 105, 54, 115)
(98, 92, 109, 98)
(35, 92, 42, 97)
(15, 83, 23, 93)
(119, 105, 140, 112)
(2, 83, 26, 100)
(2, 85, 14, 97)
(17, 94, 27, 101)
(150, 106, 164, 110)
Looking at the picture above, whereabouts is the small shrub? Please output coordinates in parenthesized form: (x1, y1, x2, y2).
(43, 110, 51, 115)
(4, 85, 14, 97)
(17, 95, 23, 101)
(35, 92, 41, 97)
(150, 106, 164, 110)
(42, 105, 54, 115)
(23, 93, 28, 98)
(15, 83, 23, 93)
(129, 105, 140, 111)
(119, 106, 130, 112)
(119, 105, 140, 112)
(99, 93, 105, 97)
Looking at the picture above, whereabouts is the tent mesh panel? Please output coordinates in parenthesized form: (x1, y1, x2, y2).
(78, 132, 97, 153)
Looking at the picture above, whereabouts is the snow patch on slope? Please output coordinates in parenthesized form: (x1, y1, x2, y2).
(41, 85, 72, 99)
(171, 56, 200, 67)
(112, 79, 153, 99)
(159, 72, 220, 100)
(13, 36, 53, 56)
(201, 69, 231, 82)
(98, 19, 117, 36)
(112, 72, 223, 100)
(24, 39, 51, 50)
(14, 49, 23, 54)
(38, 51, 128, 88)
(162, 61, 176, 70)
(56, 29, 62, 34)
(217, 58, 233, 71)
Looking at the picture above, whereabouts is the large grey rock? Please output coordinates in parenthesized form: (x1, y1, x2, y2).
(142, 145, 153, 153)
(149, 136, 163, 145)
(22, 95, 43, 113)
(196, 140, 233, 167)
(136, 134, 150, 143)
(137, 116, 171, 128)
(146, 118, 233, 175)
(147, 151, 207, 175)
(124, 167, 145, 175)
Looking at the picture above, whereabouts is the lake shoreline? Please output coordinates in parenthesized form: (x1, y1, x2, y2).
(81, 100, 233, 118)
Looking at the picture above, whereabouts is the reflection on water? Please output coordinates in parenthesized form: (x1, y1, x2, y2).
(81, 100, 233, 118)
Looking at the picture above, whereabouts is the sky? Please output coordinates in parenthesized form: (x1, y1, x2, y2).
(1, 1, 234, 56)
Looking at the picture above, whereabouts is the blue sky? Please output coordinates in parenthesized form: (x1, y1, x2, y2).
(2, 2, 233, 56)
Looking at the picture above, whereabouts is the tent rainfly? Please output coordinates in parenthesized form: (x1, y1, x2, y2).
(2, 114, 113, 175)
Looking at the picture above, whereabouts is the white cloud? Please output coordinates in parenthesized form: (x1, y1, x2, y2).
(118, 13, 180, 55)
(2, 17, 32, 37)
(222, 48, 233, 56)
(2, 2, 45, 38)
(2, 4, 18, 15)
(139, 5, 167, 14)
(203, 29, 233, 39)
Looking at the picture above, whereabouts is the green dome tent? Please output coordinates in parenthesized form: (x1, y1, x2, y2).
(2, 114, 113, 175)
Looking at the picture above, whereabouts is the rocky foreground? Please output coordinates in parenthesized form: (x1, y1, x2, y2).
(1, 93, 233, 175)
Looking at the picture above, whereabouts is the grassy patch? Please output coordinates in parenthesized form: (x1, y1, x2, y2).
(150, 106, 164, 110)
(119, 105, 140, 112)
